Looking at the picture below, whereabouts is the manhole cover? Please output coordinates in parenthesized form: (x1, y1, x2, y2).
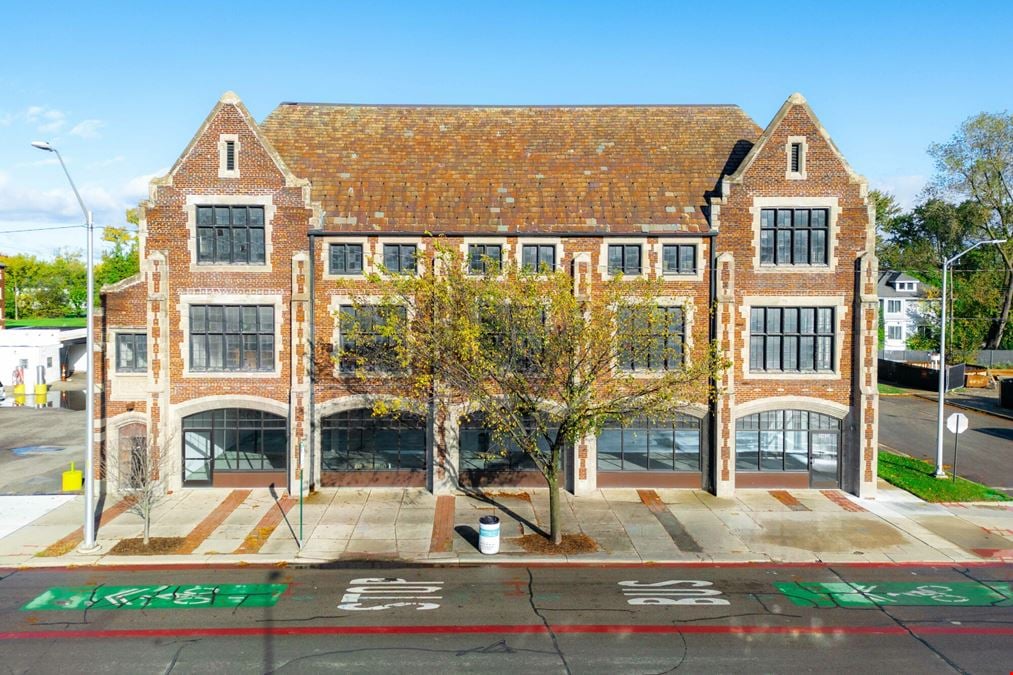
(10, 446, 65, 456)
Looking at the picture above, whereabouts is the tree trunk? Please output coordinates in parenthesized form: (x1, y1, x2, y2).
(547, 473, 561, 546)
(143, 506, 151, 546)
(985, 267, 1013, 349)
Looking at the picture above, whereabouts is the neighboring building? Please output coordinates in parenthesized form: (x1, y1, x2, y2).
(0, 328, 86, 388)
(94, 91, 878, 498)
(878, 271, 932, 352)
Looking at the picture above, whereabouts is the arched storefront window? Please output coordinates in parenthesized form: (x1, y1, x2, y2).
(459, 413, 544, 472)
(735, 410, 840, 472)
(182, 409, 287, 485)
(321, 409, 426, 471)
(597, 415, 702, 472)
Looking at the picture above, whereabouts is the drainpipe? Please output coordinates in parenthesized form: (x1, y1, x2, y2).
(307, 230, 317, 491)
(707, 230, 718, 495)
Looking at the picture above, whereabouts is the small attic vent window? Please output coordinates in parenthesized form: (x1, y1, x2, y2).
(225, 141, 236, 171)
(786, 137, 807, 180)
(218, 135, 240, 178)
(790, 143, 801, 173)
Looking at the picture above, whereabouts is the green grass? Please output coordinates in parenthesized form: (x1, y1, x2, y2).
(878, 450, 1011, 502)
(877, 382, 909, 395)
(5, 317, 86, 328)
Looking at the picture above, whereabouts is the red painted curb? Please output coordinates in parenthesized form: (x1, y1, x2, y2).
(2, 623, 1010, 640)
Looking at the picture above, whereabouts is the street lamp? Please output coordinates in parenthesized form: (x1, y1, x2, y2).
(31, 140, 98, 551)
(934, 238, 1007, 478)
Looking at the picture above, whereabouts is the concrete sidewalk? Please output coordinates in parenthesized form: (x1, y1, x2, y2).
(0, 482, 1010, 568)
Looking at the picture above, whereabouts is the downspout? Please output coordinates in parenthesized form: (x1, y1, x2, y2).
(307, 226, 317, 491)
(707, 229, 718, 495)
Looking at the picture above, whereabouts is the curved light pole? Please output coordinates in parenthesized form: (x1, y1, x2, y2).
(934, 238, 1007, 478)
(31, 141, 98, 550)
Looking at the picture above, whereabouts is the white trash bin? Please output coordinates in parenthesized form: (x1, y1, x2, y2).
(478, 515, 500, 555)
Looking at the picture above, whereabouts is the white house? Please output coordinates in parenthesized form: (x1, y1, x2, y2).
(0, 328, 86, 388)
(878, 271, 933, 352)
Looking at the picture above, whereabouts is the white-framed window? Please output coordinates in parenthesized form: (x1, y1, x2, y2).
(887, 325, 903, 340)
(887, 299, 902, 313)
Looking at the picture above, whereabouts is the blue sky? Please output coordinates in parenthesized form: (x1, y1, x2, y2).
(2, 0, 1011, 257)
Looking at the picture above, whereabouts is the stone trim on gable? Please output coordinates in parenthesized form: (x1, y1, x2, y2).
(749, 196, 840, 273)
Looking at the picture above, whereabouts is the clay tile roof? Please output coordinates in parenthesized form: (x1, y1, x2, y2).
(260, 104, 761, 234)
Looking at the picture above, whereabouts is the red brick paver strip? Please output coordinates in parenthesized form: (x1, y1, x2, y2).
(234, 495, 296, 554)
(770, 490, 810, 512)
(429, 495, 456, 553)
(37, 497, 133, 557)
(821, 489, 867, 512)
(176, 490, 251, 554)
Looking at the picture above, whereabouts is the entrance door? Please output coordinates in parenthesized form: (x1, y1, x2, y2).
(809, 431, 839, 488)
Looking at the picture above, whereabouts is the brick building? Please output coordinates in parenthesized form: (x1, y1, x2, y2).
(95, 91, 878, 498)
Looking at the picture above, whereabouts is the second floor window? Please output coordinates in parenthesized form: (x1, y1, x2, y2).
(521, 244, 556, 272)
(749, 306, 834, 373)
(383, 244, 417, 273)
(115, 333, 147, 373)
(662, 244, 697, 275)
(617, 305, 684, 372)
(468, 244, 502, 275)
(608, 244, 642, 275)
(196, 206, 265, 265)
(887, 300, 901, 313)
(330, 243, 364, 275)
(338, 305, 405, 373)
(190, 305, 274, 372)
(760, 208, 828, 266)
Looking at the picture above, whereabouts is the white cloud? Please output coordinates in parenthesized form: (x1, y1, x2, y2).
(0, 112, 13, 127)
(122, 168, 168, 203)
(88, 155, 126, 169)
(69, 119, 104, 139)
(870, 175, 928, 211)
(23, 105, 68, 134)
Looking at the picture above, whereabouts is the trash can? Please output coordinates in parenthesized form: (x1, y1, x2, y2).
(478, 515, 500, 555)
(1001, 378, 1013, 410)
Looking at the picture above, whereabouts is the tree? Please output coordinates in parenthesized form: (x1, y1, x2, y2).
(94, 221, 140, 293)
(342, 243, 719, 545)
(122, 430, 171, 546)
(929, 111, 1013, 348)
(0, 253, 42, 320)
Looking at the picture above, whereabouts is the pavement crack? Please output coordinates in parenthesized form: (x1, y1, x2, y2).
(527, 568, 571, 675)
(162, 639, 200, 675)
(255, 614, 351, 623)
(265, 644, 556, 673)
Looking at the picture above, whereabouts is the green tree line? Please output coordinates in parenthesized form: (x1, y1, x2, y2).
(875, 110, 1013, 358)
(2, 211, 139, 320)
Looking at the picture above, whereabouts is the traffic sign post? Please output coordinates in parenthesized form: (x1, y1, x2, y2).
(945, 412, 968, 482)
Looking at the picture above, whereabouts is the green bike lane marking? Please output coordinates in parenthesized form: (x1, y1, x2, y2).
(776, 581, 1013, 608)
(23, 584, 288, 611)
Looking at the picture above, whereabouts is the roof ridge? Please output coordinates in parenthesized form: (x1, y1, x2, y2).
(275, 102, 744, 109)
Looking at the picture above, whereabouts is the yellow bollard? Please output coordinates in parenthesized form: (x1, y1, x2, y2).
(13, 383, 25, 407)
(62, 462, 83, 492)
(34, 383, 48, 407)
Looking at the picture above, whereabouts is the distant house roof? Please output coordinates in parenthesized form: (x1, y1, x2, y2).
(878, 271, 929, 298)
(260, 104, 762, 234)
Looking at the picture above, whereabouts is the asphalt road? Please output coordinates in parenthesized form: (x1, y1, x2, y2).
(0, 563, 1009, 673)
(879, 396, 1013, 494)
(0, 407, 85, 495)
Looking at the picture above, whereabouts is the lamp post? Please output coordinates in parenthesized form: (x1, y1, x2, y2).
(31, 141, 98, 550)
(934, 238, 1007, 478)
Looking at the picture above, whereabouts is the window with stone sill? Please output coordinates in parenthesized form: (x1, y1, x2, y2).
(749, 306, 834, 373)
(759, 208, 828, 266)
(189, 305, 274, 372)
(196, 206, 265, 265)
(115, 333, 147, 373)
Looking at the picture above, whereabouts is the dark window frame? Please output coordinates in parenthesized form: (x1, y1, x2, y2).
(382, 243, 418, 274)
(661, 244, 697, 275)
(337, 304, 406, 373)
(459, 413, 545, 472)
(182, 408, 287, 477)
(468, 243, 503, 275)
(734, 409, 840, 472)
(321, 409, 426, 472)
(189, 304, 275, 372)
(115, 332, 148, 373)
(195, 205, 265, 265)
(597, 415, 702, 472)
(617, 305, 685, 372)
(607, 244, 642, 275)
(329, 243, 365, 275)
(521, 244, 556, 272)
(225, 140, 236, 172)
(790, 142, 802, 173)
(759, 207, 829, 266)
(748, 306, 835, 373)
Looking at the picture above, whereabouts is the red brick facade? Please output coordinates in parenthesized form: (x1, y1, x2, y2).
(95, 91, 877, 497)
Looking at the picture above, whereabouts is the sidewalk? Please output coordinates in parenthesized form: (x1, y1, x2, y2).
(1, 482, 1010, 568)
